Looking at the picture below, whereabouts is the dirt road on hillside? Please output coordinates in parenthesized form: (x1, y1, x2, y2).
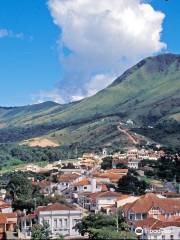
(117, 125, 139, 145)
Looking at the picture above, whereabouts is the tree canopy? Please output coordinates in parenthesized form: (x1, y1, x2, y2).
(31, 222, 50, 240)
(74, 212, 135, 239)
(117, 170, 149, 195)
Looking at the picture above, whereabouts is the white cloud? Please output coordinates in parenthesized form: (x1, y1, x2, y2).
(0, 28, 24, 39)
(86, 74, 115, 96)
(48, 0, 166, 102)
(0, 29, 9, 38)
(31, 89, 64, 104)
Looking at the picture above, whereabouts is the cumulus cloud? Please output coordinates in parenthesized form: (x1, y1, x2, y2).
(0, 28, 24, 39)
(48, 0, 166, 102)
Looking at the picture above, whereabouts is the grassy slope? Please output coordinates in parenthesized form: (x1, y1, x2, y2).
(31, 116, 130, 149)
(0, 54, 179, 148)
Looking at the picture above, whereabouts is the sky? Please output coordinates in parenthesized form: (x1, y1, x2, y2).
(0, 0, 180, 106)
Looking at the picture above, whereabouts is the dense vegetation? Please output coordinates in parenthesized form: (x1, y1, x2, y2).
(74, 212, 136, 239)
(134, 119, 180, 151)
(101, 156, 127, 170)
(0, 144, 82, 169)
(0, 142, 94, 169)
(117, 170, 150, 195)
(31, 223, 50, 240)
(142, 155, 180, 182)
(0, 171, 66, 212)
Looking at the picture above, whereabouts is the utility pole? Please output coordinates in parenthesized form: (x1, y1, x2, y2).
(116, 210, 119, 232)
(34, 198, 37, 210)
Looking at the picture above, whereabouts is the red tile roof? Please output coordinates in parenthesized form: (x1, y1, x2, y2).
(96, 191, 122, 199)
(80, 191, 123, 203)
(2, 212, 17, 218)
(73, 178, 90, 186)
(92, 169, 128, 183)
(0, 203, 11, 209)
(58, 173, 81, 183)
(0, 212, 17, 224)
(123, 193, 180, 214)
(0, 214, 7, 224)
(135, 217, 180, 230)
(37, 203, 76, 212)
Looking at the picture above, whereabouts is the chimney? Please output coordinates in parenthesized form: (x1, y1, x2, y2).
(91, 178, 96, 193)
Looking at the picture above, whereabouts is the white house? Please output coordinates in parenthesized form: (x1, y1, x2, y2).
(57, 172, 82, 192)
(20, 203, 82, 239)
(73, 178, 105, 193)
(95, 191, 122, 212)
(127, 160, 140, 169)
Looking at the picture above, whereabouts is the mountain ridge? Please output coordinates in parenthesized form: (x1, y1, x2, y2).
(0, 53, 180, 149)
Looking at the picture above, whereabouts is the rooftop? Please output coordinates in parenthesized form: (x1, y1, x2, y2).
(134, 217, 180, 230)
(36, 203, 76, 213)
(123, 193, 180, 214)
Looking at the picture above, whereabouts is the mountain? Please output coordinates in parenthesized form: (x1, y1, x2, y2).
(0, 53, 180, 149)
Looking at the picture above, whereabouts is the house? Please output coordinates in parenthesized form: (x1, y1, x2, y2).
(127, 160, 140, 169)
(57, 172, 82, 192)
(0, 212, 17, 240)
(78, 191, 122, 214)
(132, 217, 180, 240)
(0, 190, 6, 200)
(0, 199, 12, 213)
(33, 180, 56, 196)
(78, 192, 103, 212)
(96, 191, 122, 213)
(112, 148, 164, 168)
(78, 153, 100, 169)
(116, 195, 139, 208)
(123, 193, 180, 222)
(127, 148, 139, 160)
(19, 203, 82, 239)
(92, 169, 128, 184)
(73, 178, 106, 193)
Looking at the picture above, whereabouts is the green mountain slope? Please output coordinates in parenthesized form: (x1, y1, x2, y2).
(0, 53, 180, 149)
(50, 53, 180, 126)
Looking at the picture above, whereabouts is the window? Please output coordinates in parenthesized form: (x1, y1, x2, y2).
(64, 219, 68, 228)
(170, 235, 174, 240)
(136, 213, 142, 220)
(54, 219, 58, 228)
(142, 213, 147, 219)
(59, 219, 62, 228)
(129, 214, 135, 220)
(162, 235, 165, 240)
(84, 186, 87, 190)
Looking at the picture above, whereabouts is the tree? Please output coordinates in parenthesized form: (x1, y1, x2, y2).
(116, 163, 128, 169)
(6, 172, 33, 200)
(89, 227, 137, 239)
(117, 170, 149, 195)
(5, 172, 51, 211)
(31, 222, 50, 240)
(74, 212, 131, 239)
(101, 157, 113, 170)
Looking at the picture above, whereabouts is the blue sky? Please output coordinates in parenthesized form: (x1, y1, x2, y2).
(0, 0, 180, 106)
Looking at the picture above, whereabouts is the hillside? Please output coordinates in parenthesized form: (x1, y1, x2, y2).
(0, 53, 180, 149)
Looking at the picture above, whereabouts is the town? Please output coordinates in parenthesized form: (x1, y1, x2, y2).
(0, 146, 179, 239)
